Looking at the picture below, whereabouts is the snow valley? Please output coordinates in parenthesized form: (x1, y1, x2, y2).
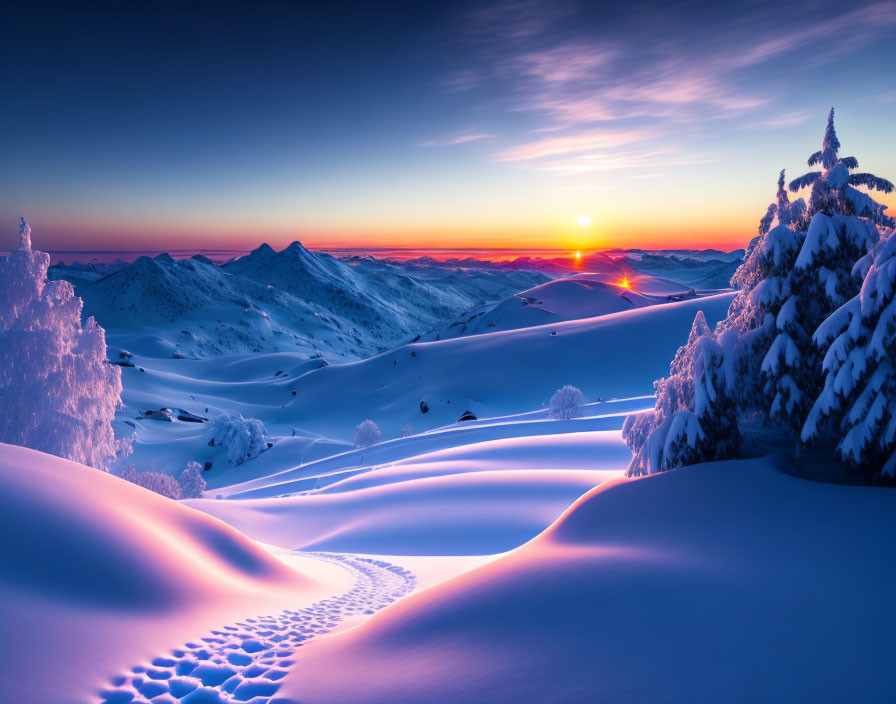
(2, 110, 896, 704)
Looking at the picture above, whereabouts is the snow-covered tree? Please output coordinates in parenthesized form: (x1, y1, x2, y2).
(759, 170, 807, 235)
(0, 218, 122, 469)
(802, 230, 896, 480)
(212, 414, 268, 465)
(121, 467, 182, 499)
(548, 385, 584, 420)
(763, 109, 889, 435)
(790, 109, 894, 229)
(354, 419, 381, 448)
(624, 110, 895, 478)
(178, 461, 206, 498)
(624, 312, 739, 476)
(401, 423, 413, 438)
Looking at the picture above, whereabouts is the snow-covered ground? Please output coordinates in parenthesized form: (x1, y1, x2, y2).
(278, 456, 896, 703)
(19, 245, 891, 703)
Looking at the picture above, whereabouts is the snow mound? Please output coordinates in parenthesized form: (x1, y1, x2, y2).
(0, 443, 334, 704)
(277, 457, 896, 703)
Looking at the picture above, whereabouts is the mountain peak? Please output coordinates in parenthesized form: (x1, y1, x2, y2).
(252, 242, 276, 256)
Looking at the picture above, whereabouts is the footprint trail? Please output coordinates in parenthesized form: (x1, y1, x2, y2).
(93, 552, 416, 704)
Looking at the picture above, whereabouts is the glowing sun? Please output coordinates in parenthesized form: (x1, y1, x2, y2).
(577, 214, 592, 227)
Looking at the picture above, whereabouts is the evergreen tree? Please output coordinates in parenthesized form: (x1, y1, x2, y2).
(0, 218, 122, 469)
(802, 230, 896, 480)
(763, 109, 891, 436)
(624, 313, 738, 475)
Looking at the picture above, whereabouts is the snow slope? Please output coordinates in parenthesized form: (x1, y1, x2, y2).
(420, 271, 720, 341)
(108, 292, 732, 480)
(0, 444, 349, 704)
(277, 456, 896, 704)
(274, 292, 735, 440)
(187, 431, 628, 555)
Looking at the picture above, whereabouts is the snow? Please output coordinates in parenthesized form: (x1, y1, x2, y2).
(421, 270, 727, 342)
(54, 244, 548, 361)
(186, 431, 628, 555)
(0, 443, 352, 704)
(277, 456, 896, 704)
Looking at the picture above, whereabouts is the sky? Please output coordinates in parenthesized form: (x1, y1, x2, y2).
(2, 0, 896, 254)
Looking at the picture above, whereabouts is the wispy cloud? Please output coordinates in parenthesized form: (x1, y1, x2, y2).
(748, 112, 811, 129)
(495, 129, 650, 161)
(421, 133, 494, 147)
(443, 0, 896, 175)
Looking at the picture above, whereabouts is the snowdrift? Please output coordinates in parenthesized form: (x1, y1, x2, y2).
(0, 444, 343, 704)
(188, 431, 628, 554)
(277, 457, 896, 703)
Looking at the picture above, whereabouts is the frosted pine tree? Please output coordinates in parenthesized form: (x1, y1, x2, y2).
(764, 109, 892, 435)
(0, 218, 122, 469)
(802, 230, 896, 480)
(758, 170, 807, 235)
(624, 313, 738, 475)
(625, 169, 806, 474)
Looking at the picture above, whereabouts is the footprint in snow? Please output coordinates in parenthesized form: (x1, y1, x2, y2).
(92, 553, 416, 704)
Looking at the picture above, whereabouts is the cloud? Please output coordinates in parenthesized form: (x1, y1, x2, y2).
(495, 129, 651, 161)
(442, 0, 896, 174)
(533, 149, 718, 175)
(749, 112, 811, 129)
(421, 133, 494, 147)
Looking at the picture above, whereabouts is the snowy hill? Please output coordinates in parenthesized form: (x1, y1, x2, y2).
(108, 291, 733, 482)
(273, 292, 735, 440)
(420, 271, 723, 341)
(0, 444, 347, 704)
(279, 456, 896, 703)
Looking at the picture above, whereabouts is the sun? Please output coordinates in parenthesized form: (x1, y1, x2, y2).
(577, 213, 591, 227)
(574, 251, 582, 260)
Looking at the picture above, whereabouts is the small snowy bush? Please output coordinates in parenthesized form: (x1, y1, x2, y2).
(121, 467, 182, 499)
(0, 219, 122, 469)
(212, 414, 268, 465)
(354, 419, 381, 448)
(178, 461, 206, 498)
(548, 385, 585, 420)
(401, 424, 413, 438)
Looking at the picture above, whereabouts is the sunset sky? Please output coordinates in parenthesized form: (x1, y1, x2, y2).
(2, 0, 896, 254)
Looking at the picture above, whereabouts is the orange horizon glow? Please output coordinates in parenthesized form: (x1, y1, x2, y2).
(9, 186, 894, 254)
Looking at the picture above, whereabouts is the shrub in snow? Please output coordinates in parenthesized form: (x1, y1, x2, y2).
(354, 419, 381, 448)
(0, 218, 122, 469)
(178, 461, 206, 498)
(401, 424, 413, 438)
(548, 385, 584, 420)
(121, 467, 182, 499)
(212, 414, 268, 465)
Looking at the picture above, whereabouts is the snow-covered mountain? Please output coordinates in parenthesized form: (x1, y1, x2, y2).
(53, 244, 548, 360)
